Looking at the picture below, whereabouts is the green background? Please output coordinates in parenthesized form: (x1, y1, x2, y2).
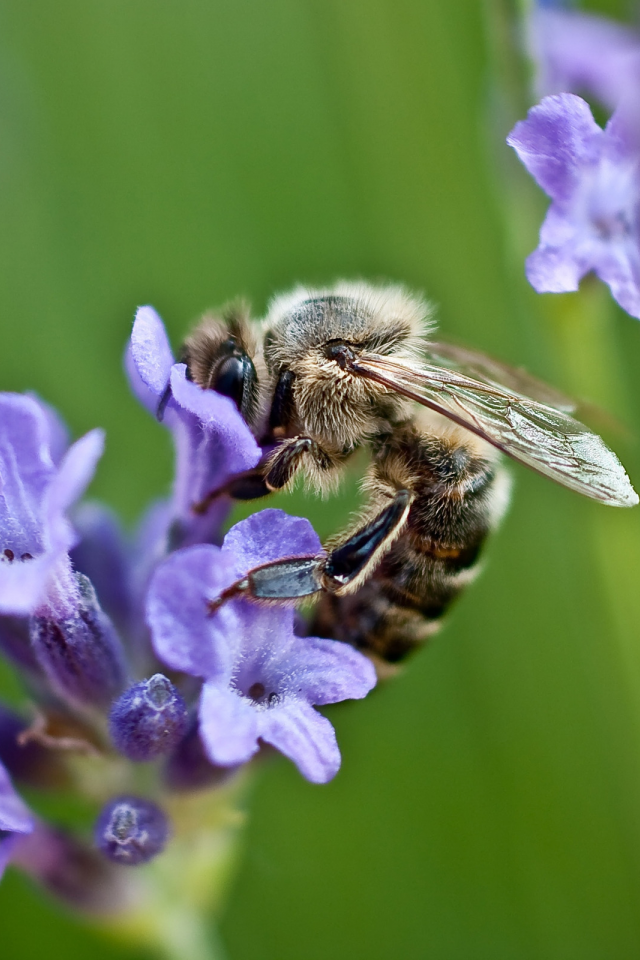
(3, 1, 640, 957)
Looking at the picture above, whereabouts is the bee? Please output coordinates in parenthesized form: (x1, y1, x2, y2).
(178, 282, 638, 665)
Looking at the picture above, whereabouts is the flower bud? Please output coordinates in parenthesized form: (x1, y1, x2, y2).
(109, 674, 188, 762)
(95, 796, 169, 866)
(30, 572, 126, 709)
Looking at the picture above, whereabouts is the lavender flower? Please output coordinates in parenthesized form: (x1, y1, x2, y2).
(0, 393, 104, 615)
(126, 306, 261, 547)
(147, 510, 377, 784)
(0, 393, 126, 707)
(507, 94, 640, 319)
(0, 760, 33, 880)
(528, 4, 640, 111)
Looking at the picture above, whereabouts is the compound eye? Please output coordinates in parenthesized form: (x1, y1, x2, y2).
(213, 354, 256, 413)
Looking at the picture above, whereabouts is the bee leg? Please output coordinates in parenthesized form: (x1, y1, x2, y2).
(264, 437, 334, 491)
(228, 489, 413, 604)
(194, 436, 338, 514)
(322, 490, 412, 592)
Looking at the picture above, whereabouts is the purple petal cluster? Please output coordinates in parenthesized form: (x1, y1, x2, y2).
(147, 510, 376, 783)
(0, 303, 379, 903)
(508, 94, 640, 319)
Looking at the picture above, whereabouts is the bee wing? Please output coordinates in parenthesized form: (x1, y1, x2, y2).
(426, 340, 576, 413)
(353, 355, 638, 507)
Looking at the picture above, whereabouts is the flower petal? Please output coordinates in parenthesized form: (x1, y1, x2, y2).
(162, 366, 261, 546)
(507, 94, 602, 203)
(124, 343, 158, 415)
(45, 429, 104, 537)
(595, 244, 640, 320)
(284, 635, 377, 706)
(0, 393, 54, 553)
(222, 508, 324, 574)
(199, 680, 259, 766)
(130, 306, 175, 397)
(257, 701, 341, 784)
(0, 761, 32, 835)
(146, 544, 239, 678)
(26, 394, 69, 466)
(169, 364, 261, 474)
(525, 243, 586, 293)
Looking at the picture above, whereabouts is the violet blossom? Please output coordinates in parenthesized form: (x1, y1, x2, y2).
(528, 3, 640, 112)
(147, 509, 377, 784)
(0, 393, 104, 615)
(507, 93, 640, 319)
(0, 392, 126, 707)
(126, 305, 261, 547)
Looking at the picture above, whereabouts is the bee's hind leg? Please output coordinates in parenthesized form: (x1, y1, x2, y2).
(321, 490, 412, 593)
(217, 489, 413, 605)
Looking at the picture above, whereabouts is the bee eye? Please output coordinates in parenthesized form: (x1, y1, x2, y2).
(325, 340, 357, 370)
(213, 354, 256, 413)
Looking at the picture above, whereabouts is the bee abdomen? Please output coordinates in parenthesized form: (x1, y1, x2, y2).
(310, 534, 484, 663)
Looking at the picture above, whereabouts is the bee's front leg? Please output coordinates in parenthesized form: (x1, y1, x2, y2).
(263, 436, 335, 491)
(192, 437, 335, 514)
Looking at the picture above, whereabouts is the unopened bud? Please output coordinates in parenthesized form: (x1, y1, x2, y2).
(95, 796, 169, 866)
(30, 573, 125, 709)
(109, 674, 188, 762)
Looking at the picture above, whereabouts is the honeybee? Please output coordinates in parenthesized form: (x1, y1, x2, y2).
(178, 282, 638, 664)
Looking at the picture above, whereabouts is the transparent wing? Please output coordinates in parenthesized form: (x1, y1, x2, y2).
(352, 355, 638, 507)
(427, 340, 576, 412)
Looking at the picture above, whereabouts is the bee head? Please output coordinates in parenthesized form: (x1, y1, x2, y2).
(262, 282, 433, 449)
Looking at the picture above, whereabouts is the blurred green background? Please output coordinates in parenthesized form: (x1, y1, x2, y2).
(3, 1, 640, 957)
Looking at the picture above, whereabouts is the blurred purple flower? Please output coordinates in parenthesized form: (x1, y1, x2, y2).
(126, 306, 261, 547)
(147, 510, 377, 784)
(0, 760, 33, 880)
(0, 393, 104, 616)
(528, 4, 640, 112)
(507, 94, 640, 319)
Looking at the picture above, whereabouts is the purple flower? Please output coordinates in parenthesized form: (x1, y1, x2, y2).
(0, 393, 104, 615)
(528, 5, 640, 112)
(0, 393, 126, 706)
(507, 94, 640, 319)
(126, 306, 261, 547)
(147, 510, 377, 784)
(0, 760, 33, 880)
